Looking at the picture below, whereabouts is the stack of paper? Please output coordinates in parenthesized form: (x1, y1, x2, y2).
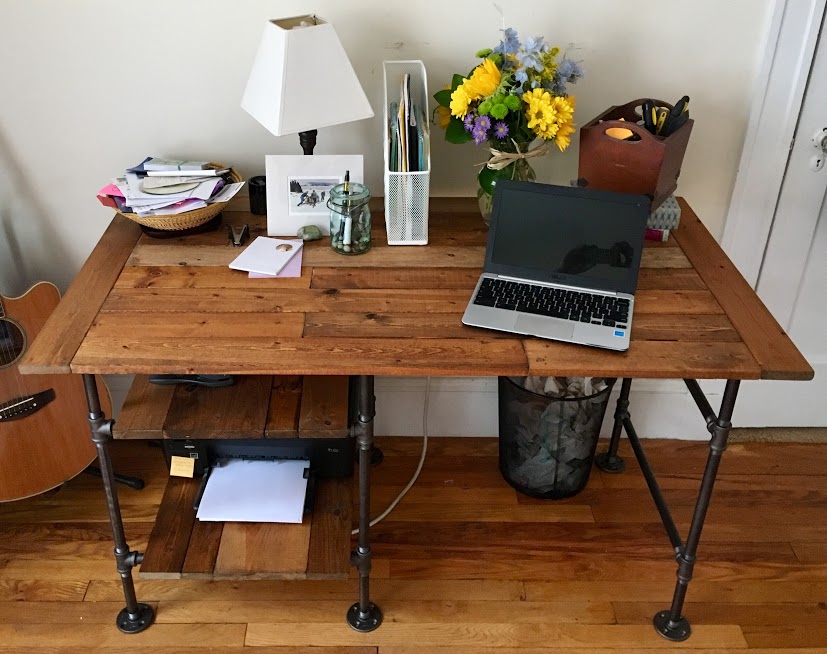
(96, 157, 244, 216)
(388, 74, 425, 172)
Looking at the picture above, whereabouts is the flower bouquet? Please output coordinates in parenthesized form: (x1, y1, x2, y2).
(434, 28, 583, 224)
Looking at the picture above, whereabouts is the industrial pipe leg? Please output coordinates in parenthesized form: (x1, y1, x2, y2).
(595, 378, 632, 473)
(346, 375, 383, 632)
(83, 375, 154, 634)
(653, 379, 740, 642)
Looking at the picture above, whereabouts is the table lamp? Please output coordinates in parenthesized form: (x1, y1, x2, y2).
(242, 15, 374, 154)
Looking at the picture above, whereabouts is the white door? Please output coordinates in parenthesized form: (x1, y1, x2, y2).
(735, 26, 827, 426)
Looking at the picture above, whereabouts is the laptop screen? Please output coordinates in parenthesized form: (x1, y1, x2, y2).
(486, 181, 650, 295)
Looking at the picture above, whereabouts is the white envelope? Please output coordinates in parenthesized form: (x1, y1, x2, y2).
(228, 236, 303, 277)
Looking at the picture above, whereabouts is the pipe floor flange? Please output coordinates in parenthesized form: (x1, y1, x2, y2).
(116, 604, 155, 634)
(346, 602, 383, 633)
(653, 610, 691, 642)
(595, 452, 625, 473)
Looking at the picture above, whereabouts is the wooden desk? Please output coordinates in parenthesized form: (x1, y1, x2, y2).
(20, 198, 812, 639)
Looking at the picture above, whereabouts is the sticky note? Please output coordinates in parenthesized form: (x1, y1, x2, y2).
(170, 455, 195, 478)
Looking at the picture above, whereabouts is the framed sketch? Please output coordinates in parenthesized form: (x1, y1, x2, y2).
(265, 155, 364, 236)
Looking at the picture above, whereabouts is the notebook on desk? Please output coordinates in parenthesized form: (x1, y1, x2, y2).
(462, 181, 650, 351)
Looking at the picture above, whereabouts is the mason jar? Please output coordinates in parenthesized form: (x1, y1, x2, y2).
(328, 182, 371, 255)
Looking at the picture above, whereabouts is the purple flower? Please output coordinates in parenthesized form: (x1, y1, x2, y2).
(475, 115, 492, 131)
(463, 114, 475, 132)
(493, 121, 509, 139)
(472, 125, 488, 145)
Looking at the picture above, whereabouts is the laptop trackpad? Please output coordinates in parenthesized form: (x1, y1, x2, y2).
(515, 314, 575, 340)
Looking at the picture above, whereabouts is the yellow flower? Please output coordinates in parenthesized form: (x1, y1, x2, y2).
(464, 58, 501, 100)
(436, 105, 451, 129)
(523, 88, 558, 139)
(449, 83, 472, 118)
(552, 95, 576, 151)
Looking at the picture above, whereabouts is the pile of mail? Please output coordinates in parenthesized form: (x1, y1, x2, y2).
(96, 157, 244, 217)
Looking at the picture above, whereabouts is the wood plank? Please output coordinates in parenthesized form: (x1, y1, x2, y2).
(214, 518, 313, 578)
(0, 580, 88, 601)
(612, 601, 827, 626)
(0, 623, 246, 648)
(115, 264, 311, 289)
(92, 311, 305, 339)
(114, 375, 175, 439)
(163, 375, 271, 439)
(298, 376, 350, 438)
(245, 622, 747, 649)
(139, 477, 198, 579)
(18, 215, 141, 374)
(673, 199, 813, 380)
(791, 542, 827, 563)
(126, 240, 691, 270)
(86, 578, 526, 602)
(71, 337, 530, 376)
(265, 375, 303, 436)
(742, 624, 827, 648)
(305, 312, 737, 342)
(0, 648, 375, 654)
(154, 599, 614, 624)
(523, 339, 760, 379)
(310, 266, 703, 291)
(631, 313, 740, 342)
(100, 287, 474, 314)
(0, 600, 158, 623)
(306, 478, 353, 579)
(181, 520, 224, 578)
(311, 267, 483, 289)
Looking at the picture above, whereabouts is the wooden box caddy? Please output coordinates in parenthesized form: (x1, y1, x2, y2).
(578, 98, 693, 210)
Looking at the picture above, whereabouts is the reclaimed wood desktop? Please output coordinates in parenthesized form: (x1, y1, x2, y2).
(19, 197, 812, 640)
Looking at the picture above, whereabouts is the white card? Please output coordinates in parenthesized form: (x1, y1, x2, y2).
(228, 236, 303, 277)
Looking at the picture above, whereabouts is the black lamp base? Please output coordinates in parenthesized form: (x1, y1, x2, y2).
(299, 129, 318, 155)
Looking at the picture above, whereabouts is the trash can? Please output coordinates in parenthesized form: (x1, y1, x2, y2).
(498, 376, 616, 499)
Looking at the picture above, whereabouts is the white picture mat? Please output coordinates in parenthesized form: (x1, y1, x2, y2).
(196, 459, 310, 524)
(228, 236, 303, 276)
(265, 154, 363, 236)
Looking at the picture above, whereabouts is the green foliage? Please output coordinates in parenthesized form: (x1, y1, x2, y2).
(433, 89, 452, 109)
(445, 116, 473, 144)
(450, 74, 465, 92)
(504, 95, 521, 111)
(475, 48, 492, 58)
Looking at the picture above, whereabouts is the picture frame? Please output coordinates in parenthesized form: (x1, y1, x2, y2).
(265, 154, 364, 236)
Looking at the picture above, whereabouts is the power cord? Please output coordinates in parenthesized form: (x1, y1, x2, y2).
(351, 376, 429, 535)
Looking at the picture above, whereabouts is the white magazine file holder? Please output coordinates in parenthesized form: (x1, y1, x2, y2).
(383, 60, 430, 245)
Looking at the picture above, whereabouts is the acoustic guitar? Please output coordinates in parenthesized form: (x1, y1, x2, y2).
(0, 282, 111, 502)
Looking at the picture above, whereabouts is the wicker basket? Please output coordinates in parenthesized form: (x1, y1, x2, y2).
(118, 164, 243, 231)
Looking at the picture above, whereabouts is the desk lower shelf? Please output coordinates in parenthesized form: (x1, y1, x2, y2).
(140, 474, 353, 580)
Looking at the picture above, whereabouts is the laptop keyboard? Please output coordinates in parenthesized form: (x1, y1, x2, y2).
(473, 278, 630, 328)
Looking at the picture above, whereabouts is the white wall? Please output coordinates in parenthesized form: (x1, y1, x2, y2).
(1, 0, 775, 438)
(0, 0, 772, 294)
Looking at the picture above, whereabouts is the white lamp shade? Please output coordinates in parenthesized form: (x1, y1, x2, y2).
(242, 15, 374, 136)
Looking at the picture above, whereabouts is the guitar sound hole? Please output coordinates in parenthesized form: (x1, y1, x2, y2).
(0, 318, 25, 368)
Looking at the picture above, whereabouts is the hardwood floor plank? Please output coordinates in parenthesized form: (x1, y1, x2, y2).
(742, 624, 827, 649)
(0, 623, 245, 647)
(0, 600, 157, 623)
(0, 580, 88, 601)
(85, 579, 526, 602)
(791, 542, 827, 563)
(612, 601, 827, 626)
(155, 599, 615, 624)
(245, 622, 746, 648)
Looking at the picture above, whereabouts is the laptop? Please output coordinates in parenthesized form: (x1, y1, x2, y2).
(462, 180, 650, 351)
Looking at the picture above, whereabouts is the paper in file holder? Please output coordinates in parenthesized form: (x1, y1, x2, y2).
(383, 60, 430, 245)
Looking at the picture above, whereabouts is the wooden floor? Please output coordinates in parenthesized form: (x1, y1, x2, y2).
(1, 436, 826, 653)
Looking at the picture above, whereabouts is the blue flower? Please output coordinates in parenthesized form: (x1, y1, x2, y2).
(557, 58, 585, 82)
(493, 27, 520, 56)
(514, 68, 528, 84)
(523, 35, 548, 54)
(463, 114, 475, 132)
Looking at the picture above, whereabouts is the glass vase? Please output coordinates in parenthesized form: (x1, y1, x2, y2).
(477, 152, 537, 227)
